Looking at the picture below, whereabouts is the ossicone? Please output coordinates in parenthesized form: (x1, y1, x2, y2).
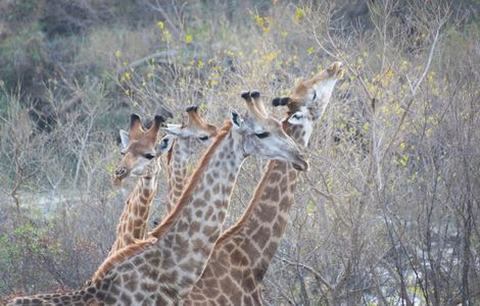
(185, 105, 199, 113)
(250, 91, 260, 99)
(130, 113, 142, 127)
(240, 91, 251, 101)
(272, 97, 290, 107)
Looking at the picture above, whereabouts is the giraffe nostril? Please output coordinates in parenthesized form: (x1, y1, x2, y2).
(115, 168, 127, 178)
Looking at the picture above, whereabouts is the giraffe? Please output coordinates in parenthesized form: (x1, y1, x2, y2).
(109, 106, 218, 256)
(182, 62, 344, 305)
(107, 113, 171, 256)
(162, 105, 218, 214)
(8, 92, 308, 306)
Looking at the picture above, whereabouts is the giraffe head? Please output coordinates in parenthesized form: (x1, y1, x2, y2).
(273, 61, 344, 118)
(272, 61, 344, 145)
(114, 114, 172, 184)
(162, 105, 218, 156)
(231, 90, 308, 171)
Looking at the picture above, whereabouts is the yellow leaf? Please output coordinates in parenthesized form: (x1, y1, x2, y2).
(254, 15, 265, 27)
(362, 122, 370, 132)
(385, 68, 394, 79)
(306, 200, 316, 216)
(398, 155, 409, 167)
(381, 68, 395, 87)
(120, 71, 131, 82)
(105, 161, 116, 174)
(262, 51, 279, 63)
(199, 103, 207, 112)
(208, 79, 219, 87)
(185, 34, 193, 44)
(294, 7, 305, 23)
(156, 21, 165, 30)
(225, 49, 235, 57)
(253, 14, 270, 33)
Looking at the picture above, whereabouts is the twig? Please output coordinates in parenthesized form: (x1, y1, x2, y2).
(147, 0, 181, 37)
(274, 255, 333, 291)
(116, 50, 177, 76)
(380, 23, 443, 162)
(265, 278, 296, 305)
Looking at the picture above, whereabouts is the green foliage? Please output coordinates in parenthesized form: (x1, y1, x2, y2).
(3, 0, 40, 22)
(0, 22, 46, 90)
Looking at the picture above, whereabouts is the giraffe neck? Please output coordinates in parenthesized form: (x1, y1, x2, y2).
(166, 140, 189, 213)
(216, 122, 305, 275)
(91, 122, 249, 303)
(108, 163, 160, 256)
(183, 121, 307, 305)
(150, 126, 244, 291)
(8, 288, 96, 305)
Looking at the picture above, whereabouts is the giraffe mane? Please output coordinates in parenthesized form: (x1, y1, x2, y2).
(90, 121, 233, 283)
(91, 239, 156, 282)
(149, 120, 232, 238)
(165, 138, 176, 165)
(9, 283, 94, 304)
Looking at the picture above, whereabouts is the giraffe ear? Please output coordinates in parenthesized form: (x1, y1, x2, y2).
(119, 129, 129, 150)
(288, 111, 306, 125)
(156, 135, 174, 155)
(230, 111, 244, 130)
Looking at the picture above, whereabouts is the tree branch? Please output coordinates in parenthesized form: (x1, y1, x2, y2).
(274, 255, 333, 292)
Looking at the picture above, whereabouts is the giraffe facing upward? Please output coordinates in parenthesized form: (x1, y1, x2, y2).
(9, 92, 308, 306)
(107, 113, 172, 256)
(183, 62, 344, 305)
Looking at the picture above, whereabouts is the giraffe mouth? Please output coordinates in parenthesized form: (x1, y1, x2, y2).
(292, 159, 309, 171)
(327, 61, 344, 79)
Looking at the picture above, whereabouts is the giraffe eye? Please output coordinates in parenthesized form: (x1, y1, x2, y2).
(199, 135, 209, 141)
(255, 132, 270, 139)
(143, 153, 155, 160)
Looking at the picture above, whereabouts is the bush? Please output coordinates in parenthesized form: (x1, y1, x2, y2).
(0, 1, 479, 304)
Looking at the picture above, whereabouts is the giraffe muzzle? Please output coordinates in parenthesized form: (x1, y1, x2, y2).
(114, 167, 129, 179)
(291, 152, 309, 171)
(292, 158, 309, 171)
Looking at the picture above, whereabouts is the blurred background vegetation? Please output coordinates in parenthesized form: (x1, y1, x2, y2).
(0, 0, 479, 304)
